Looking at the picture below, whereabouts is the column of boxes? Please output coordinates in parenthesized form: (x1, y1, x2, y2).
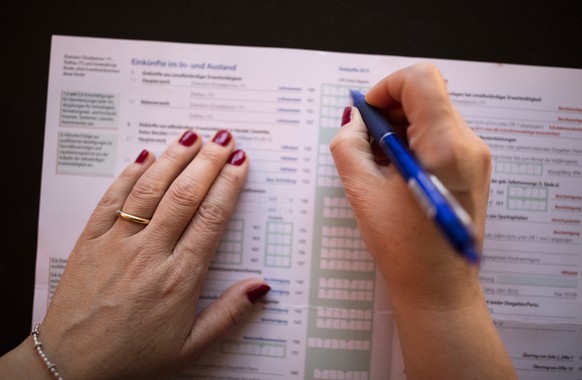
(265, 221, 293, 267)
(320, 85, 354, 128)
(214, 219, 244, 264)
(320, 226, 374, 272)
(317, 143, 342, 188)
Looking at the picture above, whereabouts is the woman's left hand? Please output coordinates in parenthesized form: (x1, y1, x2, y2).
(28, 129, 269, 379)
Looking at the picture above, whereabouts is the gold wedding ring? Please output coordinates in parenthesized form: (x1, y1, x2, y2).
(115, 210, 151, 225)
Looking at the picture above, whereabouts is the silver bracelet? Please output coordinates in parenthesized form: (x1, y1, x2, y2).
(31, 323, 64, 380)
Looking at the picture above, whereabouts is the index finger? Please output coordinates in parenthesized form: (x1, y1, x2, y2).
(364, 63, 479, 175)
(365, 62, 453, 127)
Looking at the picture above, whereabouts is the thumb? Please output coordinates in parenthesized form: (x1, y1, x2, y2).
(185, 278, 270, 356)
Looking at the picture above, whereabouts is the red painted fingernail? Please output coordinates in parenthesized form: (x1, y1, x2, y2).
(212, 129, 232, 147)
(246, 284, 271, 304)
(135, 149, 149, 163)
(228, 149, 246, 166)
(179, 130, 198, 146)
(341, 106, 352, 126)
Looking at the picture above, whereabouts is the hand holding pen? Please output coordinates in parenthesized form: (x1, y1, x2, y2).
(332, 63, 492, 304)
(331, 63, 515, 379)
(350, 89, 479, 263)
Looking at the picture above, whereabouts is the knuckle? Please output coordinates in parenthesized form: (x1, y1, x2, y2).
(329, 132, 350, 157)
(477, 139, 492, 162)
(199, 148, 224, 166)
(160, 146, 185, 165)
(196, 201, 228, 229)
(96, 190, 121, 210)
(456, 132, 491, 163)
(130, 178, 165, 203)
(166, 177, 202, 208)
(475, 139, 492, 173)
(413, 62, 443, 81)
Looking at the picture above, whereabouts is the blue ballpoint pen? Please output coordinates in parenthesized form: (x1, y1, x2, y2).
(350, 90, 479, 263)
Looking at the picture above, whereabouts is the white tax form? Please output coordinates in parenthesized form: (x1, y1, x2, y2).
(34, 35, 582, 379)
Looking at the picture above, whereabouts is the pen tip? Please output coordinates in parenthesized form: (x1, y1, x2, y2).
(349, 89, 362, 100)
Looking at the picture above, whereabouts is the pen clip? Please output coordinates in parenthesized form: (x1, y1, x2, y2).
(429, 175, 474, 231)
(407, 178, 436, 218)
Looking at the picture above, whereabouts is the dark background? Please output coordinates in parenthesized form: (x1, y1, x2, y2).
(2, 0, 581, 356)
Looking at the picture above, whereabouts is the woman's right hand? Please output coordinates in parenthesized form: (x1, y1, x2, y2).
(330, 63, 516, 379)
(331, 63, 491, 309)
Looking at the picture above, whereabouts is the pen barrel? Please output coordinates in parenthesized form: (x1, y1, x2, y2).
(379, 133, 478, 262)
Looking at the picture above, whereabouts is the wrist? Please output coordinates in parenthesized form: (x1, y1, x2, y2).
(377, 248, 484, 315)
(0, 335, 54, 380)
(392, 291, 516, 380)
(392, 281, 488, 320)
(31, 324, 64, 379)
